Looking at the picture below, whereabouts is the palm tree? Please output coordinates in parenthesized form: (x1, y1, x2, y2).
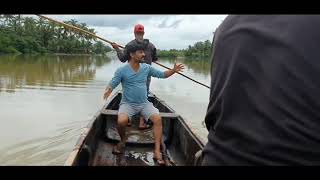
(23, 17, 36, 36)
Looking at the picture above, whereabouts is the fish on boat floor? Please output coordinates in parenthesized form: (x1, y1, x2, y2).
(91, 127, 187, 166)
(91, 141, 184, 166)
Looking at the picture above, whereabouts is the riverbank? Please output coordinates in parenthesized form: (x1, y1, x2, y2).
(0, 51, 209, 61)
(53, 53, 109, 56)
(0, 52, 108, 57)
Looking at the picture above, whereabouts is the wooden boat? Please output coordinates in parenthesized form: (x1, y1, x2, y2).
(64, 91, 204, 166)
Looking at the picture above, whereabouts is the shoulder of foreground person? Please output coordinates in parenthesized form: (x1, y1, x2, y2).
(202, 15, 320, 165)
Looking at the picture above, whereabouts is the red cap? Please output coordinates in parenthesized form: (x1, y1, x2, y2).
(134, 24, 144, 33)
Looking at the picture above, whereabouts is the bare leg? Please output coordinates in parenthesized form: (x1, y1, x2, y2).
(139, 116, 149, 129)
(139, 116, 144, 127)
(117, 113, 129, 143)
(149, 114, 163, 159)
(113, 113, 129, 154)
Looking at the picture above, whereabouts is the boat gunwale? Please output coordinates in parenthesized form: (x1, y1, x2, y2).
(64, 91, 119, 166)
(153, 95, 205, 149)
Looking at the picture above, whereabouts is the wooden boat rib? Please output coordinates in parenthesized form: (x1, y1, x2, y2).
(65, 91, 204, 166)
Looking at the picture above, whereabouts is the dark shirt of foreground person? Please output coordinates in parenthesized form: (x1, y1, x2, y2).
(202, 15, 320, 165)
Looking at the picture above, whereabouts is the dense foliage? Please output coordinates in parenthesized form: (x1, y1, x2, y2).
(0, 15, 112, 54)
(158, 40, 213, 58)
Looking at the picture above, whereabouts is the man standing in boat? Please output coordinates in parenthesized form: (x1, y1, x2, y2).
(111, 24, 158, 93)
(111, 24, 158, 130)
(103, 43, 184, 165)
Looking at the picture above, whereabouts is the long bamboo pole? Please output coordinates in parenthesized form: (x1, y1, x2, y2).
(36, 14, 210, 89)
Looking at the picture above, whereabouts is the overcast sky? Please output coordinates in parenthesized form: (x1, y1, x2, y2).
(25, 15, 228, 50)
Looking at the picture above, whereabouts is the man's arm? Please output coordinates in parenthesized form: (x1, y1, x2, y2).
(164, 63, 184, 78)
(149, 63, 185, 79)
(103, 68, 122, 100)
(103, 86, 113, 100)
(111, 43, 127, 63)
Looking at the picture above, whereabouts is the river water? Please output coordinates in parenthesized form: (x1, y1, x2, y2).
(0, 52, 211, 165)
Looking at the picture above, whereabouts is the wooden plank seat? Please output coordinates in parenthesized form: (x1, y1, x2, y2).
(101, 109, 180, 118)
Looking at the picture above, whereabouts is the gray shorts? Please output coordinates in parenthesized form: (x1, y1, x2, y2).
(118, 102, 159, 122)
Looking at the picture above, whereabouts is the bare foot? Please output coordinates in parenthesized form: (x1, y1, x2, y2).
(153, 151, 165, 165)
(139, 118, 151, 130)
(138, 124, 151, 130)
(112, 142, 125, 154)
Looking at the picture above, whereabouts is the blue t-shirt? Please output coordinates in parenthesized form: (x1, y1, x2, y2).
(109, 63, 166, 104)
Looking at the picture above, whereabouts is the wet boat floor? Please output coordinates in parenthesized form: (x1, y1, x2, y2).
(91, 126, 187, 166)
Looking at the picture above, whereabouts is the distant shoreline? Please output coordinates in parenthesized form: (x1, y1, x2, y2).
(0, 52, 210, 60)
(53, 53, 105, 56)
(0, 52, 108, 56)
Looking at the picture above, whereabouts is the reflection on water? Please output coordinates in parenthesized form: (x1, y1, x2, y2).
(161, 57, 211, 77)
(0, 53, 211, 165)
(0, 54, 111, 93)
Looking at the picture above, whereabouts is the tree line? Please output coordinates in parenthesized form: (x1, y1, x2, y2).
(157, 40, 213, 58)
(0, 15, 212, 58)
(0, 15, 112, 54)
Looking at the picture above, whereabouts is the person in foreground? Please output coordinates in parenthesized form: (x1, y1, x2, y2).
(111, 24, 159, 129)
(201, 15, 320, 165)
(103, 43, 184, 165)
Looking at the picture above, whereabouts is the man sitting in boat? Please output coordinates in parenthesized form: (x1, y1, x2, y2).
(103, 43, 184, 165)
(111, 24, 158, 130)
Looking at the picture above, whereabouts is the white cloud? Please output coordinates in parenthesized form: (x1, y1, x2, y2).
(23, 14, 227, 50)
